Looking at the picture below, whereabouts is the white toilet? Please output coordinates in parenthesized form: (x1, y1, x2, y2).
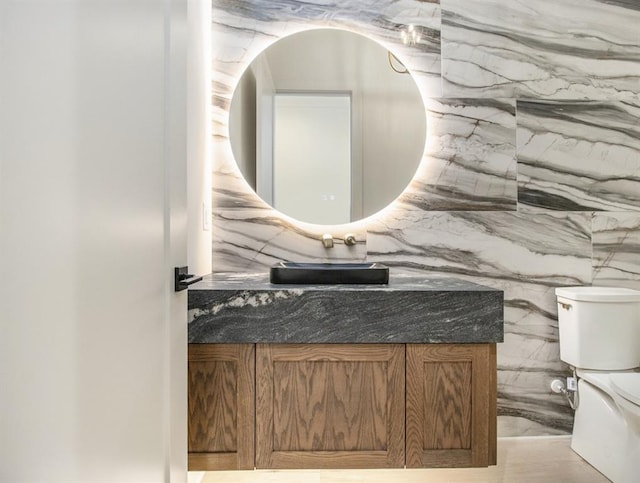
(556, 286, 640, 483)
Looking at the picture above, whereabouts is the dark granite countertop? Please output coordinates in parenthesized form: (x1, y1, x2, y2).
(188, 272, 504, 344)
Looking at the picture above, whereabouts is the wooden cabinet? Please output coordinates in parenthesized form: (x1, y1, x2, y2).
(187, 344, 255, 470)
(188, 342, 496, 470)
(256, 344, 405, 468)
(406, 344, 497, 467)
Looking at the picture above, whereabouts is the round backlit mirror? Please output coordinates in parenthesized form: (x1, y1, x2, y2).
(229, 28, 426, 225)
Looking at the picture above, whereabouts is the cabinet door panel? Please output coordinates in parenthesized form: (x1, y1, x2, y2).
(189, 359, 238, 452)
(422, 360, 472, 450)
(406, 344, 496, 468)
(272, 360, 388, 451)
(188, 344, 255, 470)
(257, 344, 404, 469)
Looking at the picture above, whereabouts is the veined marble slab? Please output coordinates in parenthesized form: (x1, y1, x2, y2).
(212, 0, 442, 131)
(367, 212, 593, 435)
(517, 101, 640, 212)
(367, 210, 592, 285)
(441, 0, 640, 100)
(399, 98, 516, 211)
(188, 272, 503, 344)
(211, 208, 368, 273)
(211, 0, 442, 141)
(498, 282, 574, 435)
(592, 212, 640, 289)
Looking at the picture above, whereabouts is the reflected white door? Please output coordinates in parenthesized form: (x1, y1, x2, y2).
(273, 93, 351, 224)
(0, 1, 187, 482)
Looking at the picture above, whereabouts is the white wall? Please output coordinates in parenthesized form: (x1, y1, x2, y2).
(0, 1, 190, 481)
(229, 67, 257, 188)
(254, 57, 276, 206)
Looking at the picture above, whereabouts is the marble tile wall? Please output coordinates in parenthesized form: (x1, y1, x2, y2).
(517, 100, 640, 212)
(210, 0, 640, 436)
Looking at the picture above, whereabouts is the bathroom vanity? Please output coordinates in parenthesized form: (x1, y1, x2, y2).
(187, 273, 503, 470)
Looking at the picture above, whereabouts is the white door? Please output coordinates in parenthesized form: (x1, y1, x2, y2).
(273, 93, 352, 224)
(0, 1, 188, 482)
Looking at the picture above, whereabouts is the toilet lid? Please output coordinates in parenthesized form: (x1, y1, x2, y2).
(610, 373, 640, 406)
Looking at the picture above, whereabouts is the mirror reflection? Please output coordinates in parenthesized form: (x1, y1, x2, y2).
(229, 28, 426, 225)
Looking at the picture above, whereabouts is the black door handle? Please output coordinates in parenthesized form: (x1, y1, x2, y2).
(174, 266, 202, 292)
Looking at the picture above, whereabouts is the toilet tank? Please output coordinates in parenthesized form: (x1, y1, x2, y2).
(555, 286, 640, 370)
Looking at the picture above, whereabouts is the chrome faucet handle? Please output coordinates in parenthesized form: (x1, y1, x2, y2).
(344, 234, 357, 246)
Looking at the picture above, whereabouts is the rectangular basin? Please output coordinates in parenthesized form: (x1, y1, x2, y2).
(270, 262, 389, 285)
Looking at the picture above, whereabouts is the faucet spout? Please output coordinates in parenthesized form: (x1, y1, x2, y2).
(322, 233, 334, 248)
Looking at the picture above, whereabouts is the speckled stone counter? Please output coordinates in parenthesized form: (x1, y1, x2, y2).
(188, 273, 503, 343)
(189, 273, 503, 343)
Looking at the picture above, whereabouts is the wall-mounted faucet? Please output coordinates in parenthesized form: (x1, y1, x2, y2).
(321, 233, 357, 248)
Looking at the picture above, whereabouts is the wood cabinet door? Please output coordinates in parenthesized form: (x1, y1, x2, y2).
(188, 344, 255, 470)
(406, 343, 497, 468)
(256, 344, 405, 469)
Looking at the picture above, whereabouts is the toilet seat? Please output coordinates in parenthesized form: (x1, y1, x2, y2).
(577, 369, 640, 406)
(610, 373, 640, 406)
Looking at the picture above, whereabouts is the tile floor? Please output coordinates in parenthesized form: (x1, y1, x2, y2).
(188, 436, 610, 483)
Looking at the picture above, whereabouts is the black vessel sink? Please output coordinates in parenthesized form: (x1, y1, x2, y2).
(270, 262, 389, 285)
